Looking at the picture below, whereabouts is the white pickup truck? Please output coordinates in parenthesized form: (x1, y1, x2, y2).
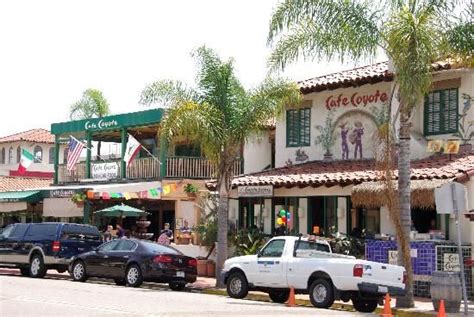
(222, 236, 406, 313)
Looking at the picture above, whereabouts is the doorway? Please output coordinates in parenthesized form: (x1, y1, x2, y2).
(308, 196, 337, 236)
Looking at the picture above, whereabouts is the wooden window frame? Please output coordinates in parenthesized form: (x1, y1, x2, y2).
(286, 108, 311, 147)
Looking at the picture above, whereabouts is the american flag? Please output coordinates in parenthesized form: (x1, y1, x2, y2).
(67, 136, 85, 171)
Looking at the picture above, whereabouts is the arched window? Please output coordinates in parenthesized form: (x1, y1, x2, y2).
(63, 148, 68, 164)
(48, 147, 55, 164)
(8, 147, 14, 164)
(33, 146, 42, 163)
(16, 146, 21, 163)
(0, 148, 4, 164)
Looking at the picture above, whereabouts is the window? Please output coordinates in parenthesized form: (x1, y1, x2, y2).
(33, 146, 43, 163)
(142, 241, 182, 254)
(25, 224, 59, 237)
(48, 147, 55, 164)
(175, 143, 201, 157)
(16, 146, 21, 163)
(260, 239, 285, 257)
(8, 147, 13, 164)
(294, 241, 331, 253)
(115, 240, 137, 251)
(286, 108, 310, 147)
(424, 88, 458, 135)
(99, 240, 121, 252)
(10, 224, 29, 239)
(0, 148, 4, 164)
(63, 148, 68, 164)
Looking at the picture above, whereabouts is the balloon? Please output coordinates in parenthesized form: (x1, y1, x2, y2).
(277, 218, 283, 225)
(287, 214, 291, 220)
(279, 210, 286, 216)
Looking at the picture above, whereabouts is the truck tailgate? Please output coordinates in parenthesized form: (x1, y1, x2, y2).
(359, 260, 405, 288)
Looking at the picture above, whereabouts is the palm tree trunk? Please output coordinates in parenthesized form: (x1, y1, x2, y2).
(215, 168, 230, 288)
(396, 106, 415, 308)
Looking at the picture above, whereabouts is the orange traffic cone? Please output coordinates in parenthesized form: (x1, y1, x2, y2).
(437, 299, 446, 317)
(287, 287, 295, 307)
(381, 293, 392, 317)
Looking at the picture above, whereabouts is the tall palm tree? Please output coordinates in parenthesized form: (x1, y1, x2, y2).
(140, 46, 301, 287)
(267, 0, 471, 307)
(70, 89, 111, 157)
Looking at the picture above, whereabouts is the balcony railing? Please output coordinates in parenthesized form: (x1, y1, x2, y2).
(57, 156, 242, 183)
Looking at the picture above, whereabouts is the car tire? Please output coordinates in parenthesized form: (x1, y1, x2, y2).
(114, 279, 126, 286)
(125, 264, 143, 288)
(309, 278, 334, 309)
(169, 282, 186, 291)
(352, 298, 378, 313)
(268, 290, 290, 303)
(71, 260, 87, 282)
(19, 267, 30, 277)
(226, 272, 249, 299)
(29, 254, 47, 278)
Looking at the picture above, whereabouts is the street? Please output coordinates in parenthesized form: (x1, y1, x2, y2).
(0, 272, 373, 317)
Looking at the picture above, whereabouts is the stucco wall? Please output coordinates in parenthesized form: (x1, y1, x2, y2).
(244, 131, 272, 174)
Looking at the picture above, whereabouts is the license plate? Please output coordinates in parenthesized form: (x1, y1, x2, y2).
(378, 286, 388, 293)
(176, 271, 185, 278)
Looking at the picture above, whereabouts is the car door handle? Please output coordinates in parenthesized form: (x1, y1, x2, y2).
(123, 255, 129, 259)
(103, 255, 109, 259)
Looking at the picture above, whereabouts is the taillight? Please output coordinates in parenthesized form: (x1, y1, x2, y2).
(52, 241, 61, 252)
(403, 271, 407, 284)
(188, 259, 197, 267)
(153, 254, 173, 264)
(353, 264, 363, 277)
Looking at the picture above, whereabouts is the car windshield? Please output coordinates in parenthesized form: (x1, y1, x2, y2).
(141, 241, 182, 255)
(295, 240, 330, 253)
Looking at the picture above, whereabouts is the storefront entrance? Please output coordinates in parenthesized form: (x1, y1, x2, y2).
(308, 196, 337, 236)
(238, 198, 265, 231)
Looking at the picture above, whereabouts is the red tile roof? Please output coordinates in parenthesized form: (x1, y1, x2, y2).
(221, 153, 474, 189)
(298, 60, 454, 94)
(0, 128, 55, 145)
(0, 176, 51, 192)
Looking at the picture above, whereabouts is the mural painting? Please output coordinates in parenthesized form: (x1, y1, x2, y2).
(454, 93, 474, 143)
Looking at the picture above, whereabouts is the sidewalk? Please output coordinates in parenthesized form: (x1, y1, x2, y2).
(190, 276, 474, 317)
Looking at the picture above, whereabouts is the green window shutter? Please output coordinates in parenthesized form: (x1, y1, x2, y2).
(299, 108, 311, 146)
(286, 109, 298, 147)
(424, 89, 458, 136)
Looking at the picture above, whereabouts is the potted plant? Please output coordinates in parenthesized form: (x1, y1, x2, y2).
(71, 193, 87, 207)
(183, 183, 199, 199)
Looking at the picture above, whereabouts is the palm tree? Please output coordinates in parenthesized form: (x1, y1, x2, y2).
(70, 89, 111, 157)
(140, 46, 301, 287)
(267, 0, 472, 307)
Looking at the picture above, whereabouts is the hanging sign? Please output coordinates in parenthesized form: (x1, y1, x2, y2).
(443, 253, 461, 272)
(91, 162, 119, 180)
(238, 185, 273, 197)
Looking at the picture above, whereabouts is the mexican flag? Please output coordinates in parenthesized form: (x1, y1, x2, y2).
(18, 149, 34, 175)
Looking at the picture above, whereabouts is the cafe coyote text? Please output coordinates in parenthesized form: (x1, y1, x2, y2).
(84, 119, 118, 130)
(325, 90, 389, 110)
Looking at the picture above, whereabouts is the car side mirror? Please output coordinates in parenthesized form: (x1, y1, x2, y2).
(257, 249, 262, 257)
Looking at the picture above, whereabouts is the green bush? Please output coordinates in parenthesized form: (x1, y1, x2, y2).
(231, 228, 267, 256)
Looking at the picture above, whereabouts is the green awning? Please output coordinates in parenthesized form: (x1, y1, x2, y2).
(0, 190, 42, 203)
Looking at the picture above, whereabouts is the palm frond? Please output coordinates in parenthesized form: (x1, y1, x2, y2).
(268, 0, 382, 71)
(139, 80, 198, 108)
(70, 89, 110, 120)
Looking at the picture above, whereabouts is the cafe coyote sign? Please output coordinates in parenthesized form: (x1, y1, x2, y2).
(84, 119, 118, 131)
(325, 89, 389, 110)
(91, 162, 119, 180)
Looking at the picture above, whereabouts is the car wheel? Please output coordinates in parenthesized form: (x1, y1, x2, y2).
(71, 260, 87, 282)
(19, 267, 30, 277)
(126, 264, 143, 288)
(226, 272, 249, 299)
(29, 254, 47, 278)
(114, 279, 126, 286)
(169, 282, 186, 291)
(268, 290, 290, 303)
(309, 278, 334, 309)
(352, 298, 378, 313)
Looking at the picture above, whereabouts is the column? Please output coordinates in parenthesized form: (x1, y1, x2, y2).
(85, 132, 92, 178)
(121, 128, 127, 178)
(159, 137, 168, 178)
(54, 135, 60, 184)
(83, 201, 90, 224)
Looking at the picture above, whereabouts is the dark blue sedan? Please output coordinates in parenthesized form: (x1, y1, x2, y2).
(69, 239, 197, 290)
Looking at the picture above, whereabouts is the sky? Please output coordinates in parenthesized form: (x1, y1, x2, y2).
(0, 0, 384, 137)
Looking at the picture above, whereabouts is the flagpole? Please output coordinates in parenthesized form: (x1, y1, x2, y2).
(127, 134, 162, 165)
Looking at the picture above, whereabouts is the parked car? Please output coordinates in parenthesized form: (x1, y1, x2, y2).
(222, 236, 406, 313)
(69, 239, 197, 290)
(0, 222, 101, 278)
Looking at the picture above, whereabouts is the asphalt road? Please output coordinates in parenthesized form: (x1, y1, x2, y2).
(0, 271, 374, 317)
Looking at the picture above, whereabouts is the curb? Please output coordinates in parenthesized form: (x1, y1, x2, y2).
(201, 288, 436, 317)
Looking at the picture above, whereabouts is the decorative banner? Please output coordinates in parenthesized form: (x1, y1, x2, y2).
(102, 192, 110, 200)
(163, 185, 171, 195)
(444, 140, 460, 154)
(427, 140, 443, 153)
(91, 162, 119, 180)
(87, 191, 95, 199)
(124, 192, 131, 200)
(86, 186, 163, 200)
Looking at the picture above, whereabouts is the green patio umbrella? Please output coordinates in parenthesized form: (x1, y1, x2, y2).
(94, 203, 149, 219)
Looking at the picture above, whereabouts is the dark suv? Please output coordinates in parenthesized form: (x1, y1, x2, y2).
(0, 222, 101, 278)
